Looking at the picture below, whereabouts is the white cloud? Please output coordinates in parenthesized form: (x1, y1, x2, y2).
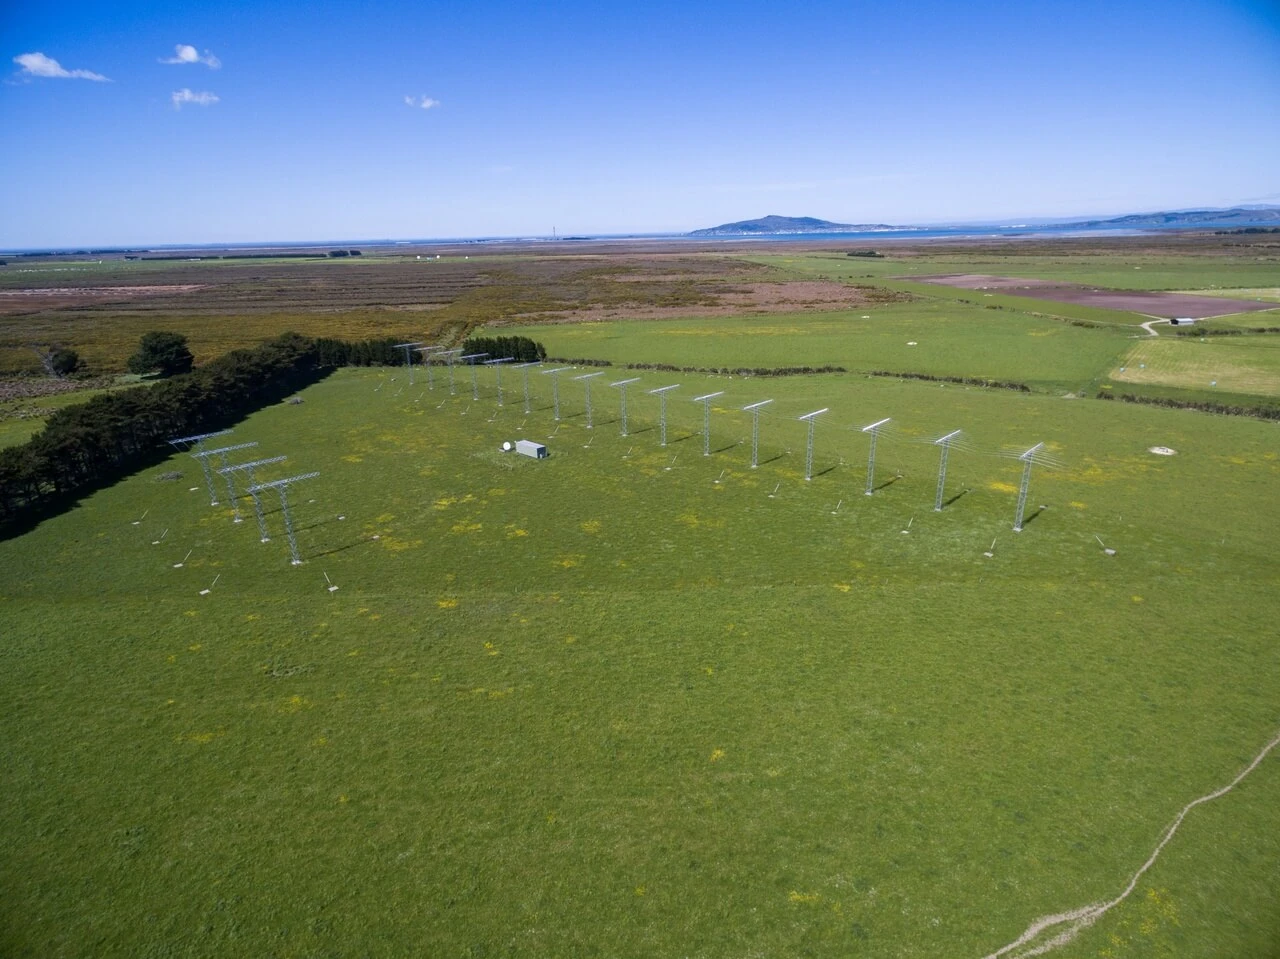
(160, 44, 221, 69)
(14, 52, 109, 81)
(172, 88, 219, 109)
(404, 94, 441, 110)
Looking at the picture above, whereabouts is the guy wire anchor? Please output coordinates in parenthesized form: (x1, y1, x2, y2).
(1095, 534, 1117, 556)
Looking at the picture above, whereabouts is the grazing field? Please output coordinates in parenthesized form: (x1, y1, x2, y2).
(499, 301, 1134, 394)
(1110, 336, 1280, 396)
(2, 364, 1278, 958)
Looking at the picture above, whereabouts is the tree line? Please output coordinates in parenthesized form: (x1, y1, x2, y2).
(0, 333, 324, 534)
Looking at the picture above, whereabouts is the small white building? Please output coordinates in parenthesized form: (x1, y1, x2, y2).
(516, 440, 548, 459)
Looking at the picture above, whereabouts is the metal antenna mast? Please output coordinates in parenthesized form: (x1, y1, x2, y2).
(647, 384, 680, 446)
(933, 429, 962, 511)
(692, 391, 725, 456)
(1013, 442, 1045, 532)
(609, 377, 641, 436)
(514, 361, 542, 413)
(798, 408, 828, 480)
(860, 417, 891, 495)
(246, 472, 320, 564)
(742, 400, 773, 468)
(168, 429, 234, 503)
(460, 353, 488, 400)
(572, 371, 605, 428)
(436, 348, 463, 393)
(218, 455, 287, 535)
(415, 345, 443, 390)
(542, 367, 572, 420)
(190, 441, 259, 506)
(484, 357, 515, 405)
(393, 341, 427, 386)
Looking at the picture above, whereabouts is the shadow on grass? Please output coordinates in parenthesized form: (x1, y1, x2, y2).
(310, 538, 374, 559)
(756, 450, 788, 467)
(1019, 506, 1045, 528)
(873, 474, 902, 491)
(943, 488, 970, 507)
(711, 441, 741, 455)
(812, 463, 839, 479)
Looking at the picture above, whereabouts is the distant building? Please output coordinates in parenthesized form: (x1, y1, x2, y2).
(1171, 317, 1195, 326)
(516, 440, 548, 459)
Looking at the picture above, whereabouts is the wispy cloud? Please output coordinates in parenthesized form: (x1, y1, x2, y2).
(13, 52, 109, 81)
(404, 94, 441, 110)
(172, 88, 219, 109)
(160, 44, 221, 69)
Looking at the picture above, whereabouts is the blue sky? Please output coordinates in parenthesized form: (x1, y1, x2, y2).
(2, 0, 1278, 247)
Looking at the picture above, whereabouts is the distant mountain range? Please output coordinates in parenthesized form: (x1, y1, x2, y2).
(1054, 206, 1280, 229)
(690, 206, 1280, 236)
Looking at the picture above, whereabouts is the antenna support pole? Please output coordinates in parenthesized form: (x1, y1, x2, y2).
(610, 378, 641, 436)
(860, 417, 891, 495)
(1013, 442, 1044, 531)
(573, 372, 605, 428)
(693, 391, 725, 456)
(648, 385, 679, 446)
(743, 400, 773, 468)
(798, 408, 828, 480)
(934, 429, 962, 511)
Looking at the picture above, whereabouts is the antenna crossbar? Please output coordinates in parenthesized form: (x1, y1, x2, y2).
(168, 429, 233, 448)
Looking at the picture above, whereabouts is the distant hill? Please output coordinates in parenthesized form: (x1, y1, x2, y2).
(689, 215, 903, 236)
(1059, 206, 1280, 230)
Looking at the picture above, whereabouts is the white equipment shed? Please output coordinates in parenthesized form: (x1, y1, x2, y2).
(516, 439, 548, 459)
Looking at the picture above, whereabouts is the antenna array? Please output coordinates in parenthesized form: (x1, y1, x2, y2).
(860, 418, 891, 495)
(484, 357, 515, 405)
(190, 441, 259, 506)
(798, 408, 828, 480)
(513, 361, 542, 413)
(692, 391, 725, 456)
(647, 385, 680, 446)
(542, 367, 572, 420)
(572, 371, 605, 428)
(609, 377, 641, 436)
(246, 472, 321, 564)
(393, 341, 427, 386)
(742, 399, 773, 468)
(217, 455, 287, 538)
(933, 429, 962, 511)
(460, 353, 489, 400)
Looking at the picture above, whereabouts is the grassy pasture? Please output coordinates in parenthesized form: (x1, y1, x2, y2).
(753, 249, 1280, 294)
(2, 365, 1278, 958)
(500, 302, 1133, 394)
(1111, 336, 1280, 397)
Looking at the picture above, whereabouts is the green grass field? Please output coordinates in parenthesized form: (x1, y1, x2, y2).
(500, 302, 1134, 395)
(3, 363, 1278, 958)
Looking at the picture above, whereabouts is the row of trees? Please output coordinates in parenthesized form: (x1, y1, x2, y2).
(460, 335, 547, 363)
(0, 333, 323, 532)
